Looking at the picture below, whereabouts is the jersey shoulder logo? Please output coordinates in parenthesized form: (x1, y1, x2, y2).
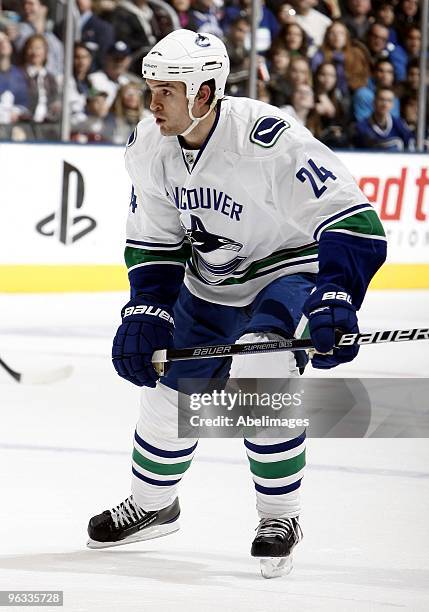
(250, 116, 290, 148)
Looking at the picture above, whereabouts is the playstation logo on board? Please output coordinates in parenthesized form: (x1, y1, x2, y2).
(36, 161, 96, 245)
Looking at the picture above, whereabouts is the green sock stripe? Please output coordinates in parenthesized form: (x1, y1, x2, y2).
(327, 210, 385, 237)
(248, 450, 306, 479)
(132, 448, 192, 476)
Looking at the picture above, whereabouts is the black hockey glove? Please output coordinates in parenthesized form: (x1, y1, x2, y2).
(112, 298, 174, 387)
(302, 285, 359, 369)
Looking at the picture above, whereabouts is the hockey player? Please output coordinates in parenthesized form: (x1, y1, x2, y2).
(87, 30, 387, 578)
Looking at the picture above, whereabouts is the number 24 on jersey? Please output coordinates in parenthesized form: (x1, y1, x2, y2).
(296, 158, 337, 199)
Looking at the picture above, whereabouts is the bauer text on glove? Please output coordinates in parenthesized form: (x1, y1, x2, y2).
(112, 300, 174, 387)
(302, 286, 359, 369)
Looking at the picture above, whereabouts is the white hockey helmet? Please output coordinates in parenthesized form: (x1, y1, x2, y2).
(142, 29, 230, 135)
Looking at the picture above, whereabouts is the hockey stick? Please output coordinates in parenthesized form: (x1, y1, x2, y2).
(0, 356, 73, 385)
(151, 327, 429, 375)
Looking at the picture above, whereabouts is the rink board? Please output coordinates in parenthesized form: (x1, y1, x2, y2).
(1, 263, 429, 292)
(0, 143, 428, 292)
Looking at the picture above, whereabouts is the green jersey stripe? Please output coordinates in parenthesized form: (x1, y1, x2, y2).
(219, 255, 318, 286)
(323, 210, 385, 238)
(188, 243, 318, 286)
(132, 448, 192, 476)
(188, 256, 318, 287)
(248, 449, 306, 479)
(125, 245, 191, 269)
(231, 243, 318, 278)
(189, 254, 318, 287)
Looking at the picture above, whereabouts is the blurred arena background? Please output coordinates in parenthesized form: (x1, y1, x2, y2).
(0, 0, 428, 293)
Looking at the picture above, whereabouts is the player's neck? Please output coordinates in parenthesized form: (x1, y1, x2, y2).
(181, 107, 217, 149)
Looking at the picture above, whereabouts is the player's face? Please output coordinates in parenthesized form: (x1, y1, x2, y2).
(147, 80, 191, 136)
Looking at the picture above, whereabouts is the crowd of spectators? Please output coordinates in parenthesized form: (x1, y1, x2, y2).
(0, 0, 427, 149)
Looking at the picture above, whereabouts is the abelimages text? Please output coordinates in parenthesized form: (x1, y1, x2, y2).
(189, 415, 309, 428)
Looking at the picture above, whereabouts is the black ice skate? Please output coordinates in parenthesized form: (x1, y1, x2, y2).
(251, 517, 302, 578)
(87, 496, 180, 549)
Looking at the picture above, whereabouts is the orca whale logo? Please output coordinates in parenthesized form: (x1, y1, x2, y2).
(182, 215, 245, 283)
(195, 34, 211, 47)
(184, 215, 242, 253)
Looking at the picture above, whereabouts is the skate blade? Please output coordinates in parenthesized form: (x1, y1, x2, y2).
(259, 555, 292, 579)
(86, 521, 180, 549)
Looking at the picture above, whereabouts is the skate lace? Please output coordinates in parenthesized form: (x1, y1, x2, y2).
(110, 496, 146, 529)
(256, 517, 303, 541)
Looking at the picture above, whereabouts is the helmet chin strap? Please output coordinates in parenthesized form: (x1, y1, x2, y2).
(179, 95, 218, 138)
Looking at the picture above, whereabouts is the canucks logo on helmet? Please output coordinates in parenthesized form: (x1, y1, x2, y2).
(195, 34, 211, 47)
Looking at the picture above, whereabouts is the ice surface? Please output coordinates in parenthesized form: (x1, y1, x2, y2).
(0, 291, 428, 611)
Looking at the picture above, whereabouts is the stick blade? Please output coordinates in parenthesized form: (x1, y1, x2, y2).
(20, 365, 74, 385)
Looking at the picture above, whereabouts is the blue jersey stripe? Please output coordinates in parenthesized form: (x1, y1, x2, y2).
(134, 430, 197, 459)
(244, 431, 306, 454)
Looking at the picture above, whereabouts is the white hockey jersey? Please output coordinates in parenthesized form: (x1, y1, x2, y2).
(124, 97, 383, 307)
